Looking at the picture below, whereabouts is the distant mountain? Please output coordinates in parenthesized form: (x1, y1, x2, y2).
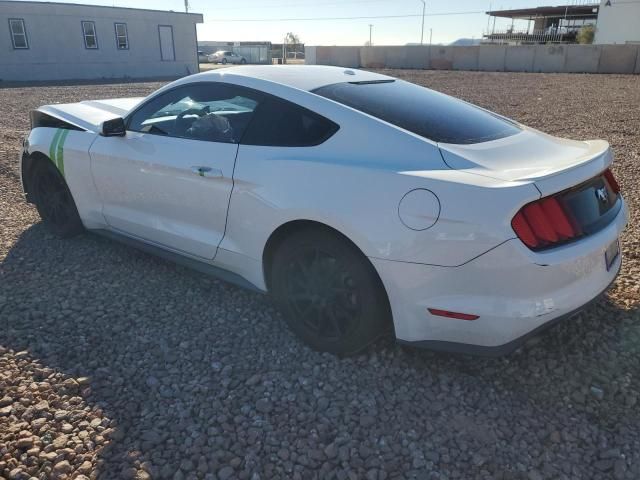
(449, 38, 481, 46)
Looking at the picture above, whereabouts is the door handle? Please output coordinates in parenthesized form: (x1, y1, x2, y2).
(191, 166, 223, 178)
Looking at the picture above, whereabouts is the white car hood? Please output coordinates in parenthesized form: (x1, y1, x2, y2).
(438, 128, 612, 196)
(39, 97, 145, 133)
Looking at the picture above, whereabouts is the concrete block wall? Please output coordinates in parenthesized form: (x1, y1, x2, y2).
(598, 45, 638, 74)
(306, 44, 640, 74)
(315, 46, 360, 68)
(533, 45, 567, 73)
(452, 47, 479, 71)
(429, 46, 453, 70)
(505, 46, 536, 72)
(565, 45, 600, 73)
(478, 45, 506, 72)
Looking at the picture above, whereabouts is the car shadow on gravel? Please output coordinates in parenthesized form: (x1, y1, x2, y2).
(2, 224, 639, 479)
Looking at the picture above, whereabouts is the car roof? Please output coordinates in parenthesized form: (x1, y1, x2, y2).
(195, 65, 394, 92)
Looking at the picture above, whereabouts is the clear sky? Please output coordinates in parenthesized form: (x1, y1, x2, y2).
(22, 0, 588, 45)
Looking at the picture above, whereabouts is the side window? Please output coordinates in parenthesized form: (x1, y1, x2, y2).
(9, 18, 28, 49)
(241, 98, 339, 147)
(82, 21, 98, 49)
(115, 23, 128, 50)
(127, 83, 261, 144)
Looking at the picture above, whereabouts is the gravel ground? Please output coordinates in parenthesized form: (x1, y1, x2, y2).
(0, 71, 639, 480)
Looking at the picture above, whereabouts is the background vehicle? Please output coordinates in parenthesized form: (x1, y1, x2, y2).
(20, 66, 627, 356)
(207, 50, 247, 64)
(197, 50, 209, 63)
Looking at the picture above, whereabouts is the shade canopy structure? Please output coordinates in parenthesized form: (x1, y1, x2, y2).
(486, 4, 599, 21)
(483, 3, 599, 45)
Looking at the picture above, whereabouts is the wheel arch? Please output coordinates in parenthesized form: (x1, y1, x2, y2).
(261, 219, 394, 330)
(262, 219, 395, 335)
(21, 150, 56, 202)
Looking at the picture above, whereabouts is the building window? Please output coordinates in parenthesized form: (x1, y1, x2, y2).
(114, 23, 128, 50)
(82, 21, 98, 49)
(9, 18, 29, 49)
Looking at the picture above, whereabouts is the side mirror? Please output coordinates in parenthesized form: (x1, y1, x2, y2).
(100, 117, 126, 137)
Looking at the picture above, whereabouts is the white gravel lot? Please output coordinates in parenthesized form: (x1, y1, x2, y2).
(0, 71, 639, 480)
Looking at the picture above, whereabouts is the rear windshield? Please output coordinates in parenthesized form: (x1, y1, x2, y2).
(313, 80, 521, 144)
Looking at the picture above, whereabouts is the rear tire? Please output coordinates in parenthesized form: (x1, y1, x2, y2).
(29, 158, 84, 238)
(240, 58, 247, 65)
(222, 58, 227, 65)
(270, 228, 391, 355)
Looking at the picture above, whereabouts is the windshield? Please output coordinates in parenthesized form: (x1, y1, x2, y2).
(313, 80, 521, 144)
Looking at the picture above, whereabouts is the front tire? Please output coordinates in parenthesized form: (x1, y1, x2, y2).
(222, 58, 227, 65)
(270, 228, 391, 355)
(240, 58, 247, 65)
(29, 158, 83, 238)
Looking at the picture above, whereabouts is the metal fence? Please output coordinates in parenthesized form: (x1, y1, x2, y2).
(484, 28, 579, 44)
(233, 46, 271, 64)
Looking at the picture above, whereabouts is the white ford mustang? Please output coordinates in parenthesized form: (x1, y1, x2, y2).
(21, 65, 628, 355)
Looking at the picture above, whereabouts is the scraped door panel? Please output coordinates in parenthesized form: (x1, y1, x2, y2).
(89, 133, 237, 259)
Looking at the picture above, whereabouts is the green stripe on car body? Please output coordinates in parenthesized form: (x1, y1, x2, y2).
(49, 129, 63, 166)
(49, 128, 70, 177)
(56, 129, 70, 177)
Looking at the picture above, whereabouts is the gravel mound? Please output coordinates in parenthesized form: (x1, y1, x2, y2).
(1, 72, 639, 479)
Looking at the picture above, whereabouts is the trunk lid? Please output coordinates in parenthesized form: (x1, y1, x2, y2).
(438, 127, 612, 196)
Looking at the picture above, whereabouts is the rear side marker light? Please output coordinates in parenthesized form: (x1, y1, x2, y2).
(428, 308, 479, 321)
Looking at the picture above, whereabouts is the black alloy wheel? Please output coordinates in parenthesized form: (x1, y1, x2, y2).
(30, 158, 84, 238)
(283, 247, 361, 341)
(270, 228, 390, 355)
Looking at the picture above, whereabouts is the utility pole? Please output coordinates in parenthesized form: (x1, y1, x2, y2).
(369, 24, 373, 46)
(283, 35, 286, 64)
(184, 0, 189, 13)
(420, 1, 426, 44)
(429, 27, 432, 45)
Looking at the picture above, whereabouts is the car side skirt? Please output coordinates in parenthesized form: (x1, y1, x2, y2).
(93, 229, 265, 294)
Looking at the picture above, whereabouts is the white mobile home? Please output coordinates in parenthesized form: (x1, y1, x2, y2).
(0, 1, 203, 82)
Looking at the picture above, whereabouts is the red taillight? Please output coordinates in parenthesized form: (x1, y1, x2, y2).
(539, 197, 575, 238)
(512, 211, 538, 248)
(512, 196, 578, 250)
(513, 170, 620, 251)
(604, 168, 620, 194)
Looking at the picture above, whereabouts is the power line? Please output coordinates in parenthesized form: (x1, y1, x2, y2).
(201, 10, 486, 23)
(203, 11, 611, 24)
(212, 0, 392, 11)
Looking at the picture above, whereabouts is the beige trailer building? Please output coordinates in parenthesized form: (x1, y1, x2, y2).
(1, 0, 203, 82)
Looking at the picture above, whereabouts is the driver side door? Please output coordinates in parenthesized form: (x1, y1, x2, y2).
(89, 82, 261, 259)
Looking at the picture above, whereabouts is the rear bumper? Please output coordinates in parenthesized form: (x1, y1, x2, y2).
(372, 198, 628, 355)
(396, 265, 618, 356)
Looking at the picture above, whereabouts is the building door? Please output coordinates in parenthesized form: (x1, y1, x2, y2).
(159, 25, 175, 61)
